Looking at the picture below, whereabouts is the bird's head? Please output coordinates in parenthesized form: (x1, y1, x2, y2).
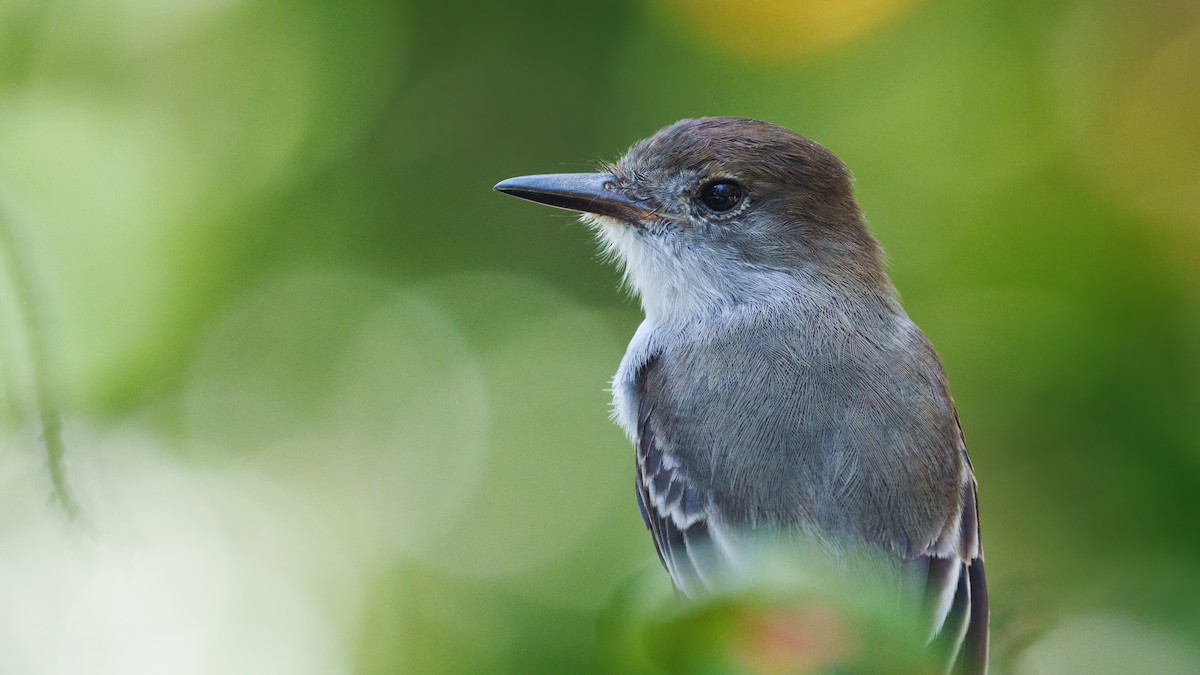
(496, 117, 891, 322)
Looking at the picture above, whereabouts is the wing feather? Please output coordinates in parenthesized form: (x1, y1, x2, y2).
(635, 374, 717, 595)
(630, 353, 988, 674)
(921, 445, 989, 675)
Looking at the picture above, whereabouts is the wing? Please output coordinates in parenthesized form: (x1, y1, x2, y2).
(633, 355, 722, 596)
(630, 351, 989, 673)
(914, 418, 989, 675)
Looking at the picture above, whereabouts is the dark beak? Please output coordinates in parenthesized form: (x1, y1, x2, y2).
(493, 173, 651, 222)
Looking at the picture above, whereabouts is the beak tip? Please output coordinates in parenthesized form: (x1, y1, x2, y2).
(493, 177, 522, 194)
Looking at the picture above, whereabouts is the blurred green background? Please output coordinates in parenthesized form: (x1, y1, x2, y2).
(1, 0, 1198, 673)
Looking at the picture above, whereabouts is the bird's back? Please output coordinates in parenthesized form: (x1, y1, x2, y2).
(621, 294, 988, 672)
(632, 295, 961, 547)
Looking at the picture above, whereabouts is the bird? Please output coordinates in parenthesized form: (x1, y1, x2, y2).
(494, 117, 988, 674)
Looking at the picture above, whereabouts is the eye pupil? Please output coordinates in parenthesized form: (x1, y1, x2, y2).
(700, 180, 743, 212)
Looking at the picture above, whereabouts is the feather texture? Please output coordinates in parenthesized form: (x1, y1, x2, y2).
(624, 306, 988, 673)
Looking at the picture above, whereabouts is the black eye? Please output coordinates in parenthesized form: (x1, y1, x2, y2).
(699, 180, 743, 212)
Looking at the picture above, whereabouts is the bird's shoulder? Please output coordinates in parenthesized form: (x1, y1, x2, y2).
(622, 296, 970, 542)
(622, 295, 950, 422)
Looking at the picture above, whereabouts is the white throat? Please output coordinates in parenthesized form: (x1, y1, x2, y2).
(584, 214, 803, 325)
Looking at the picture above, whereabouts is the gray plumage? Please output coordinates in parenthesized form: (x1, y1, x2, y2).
(495, 116, 989, 674)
